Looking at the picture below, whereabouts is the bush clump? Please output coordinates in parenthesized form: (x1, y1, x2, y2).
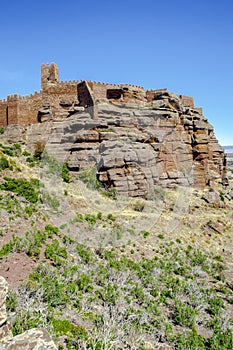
(45, 239, 68, 265)
(2, 143, 22, 157)
(0, 156, 11, 170)
(0, 177, 40, 203)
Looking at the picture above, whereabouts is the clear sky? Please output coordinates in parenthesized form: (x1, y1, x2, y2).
(0, 0, 232, 145)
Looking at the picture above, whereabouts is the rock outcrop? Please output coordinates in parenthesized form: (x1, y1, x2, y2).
(0, 63, 227, 196)
(10, 93, 225, 197)
(0, 276, 12, 344)
(0, 276, 57, 350)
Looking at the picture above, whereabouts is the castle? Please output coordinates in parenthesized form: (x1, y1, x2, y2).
(0, 63, 227, 192)
(0, 63, 199, 127)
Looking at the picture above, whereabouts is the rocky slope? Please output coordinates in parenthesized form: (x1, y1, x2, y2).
(0, 86, 232, 349)
(0, 140, 232, 349)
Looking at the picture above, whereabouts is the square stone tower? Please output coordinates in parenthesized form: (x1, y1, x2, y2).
(41, 63, 59, 90)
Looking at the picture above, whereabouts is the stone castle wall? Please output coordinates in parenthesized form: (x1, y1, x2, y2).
(42, 81, 78, 116)
(0, 63, 202, 128)
(0, 93, 42, 127)
(0, 99, 8, 128)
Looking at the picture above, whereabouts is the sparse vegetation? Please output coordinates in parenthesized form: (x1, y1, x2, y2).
(3, 234, 233, 349)
(0, 145, 233, 349)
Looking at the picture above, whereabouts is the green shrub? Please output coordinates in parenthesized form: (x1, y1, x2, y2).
(208, 295, 224, 316)
(78, 166, 103, 190)
(132, 200, 145, 212)
(0, 156, 10, 170)
(62, 235, 75, 245)
(0, 240, 14, 258)
(26, 156, 40, 167)
(97, 212, 102, 220)
(42, 276, 70, 307)
(45, 239, 68, 264)
(0, 177, 39, 203)
(208, 327, 233, 349)
(219, 191, 225, 202)
(141, 230, 150, 238)
(107, 213, 116, 222)
(2, 143, 21, 157)
(75, 213, 84, 222)
(12, 310, 42, 336)
(77, 273, 93, 292)
(62, 162, 70, 183)
(174, 301, 198, 327)
(25, 206, 34, 217)
(22, 230, 47, 258)
(102, 187, 117, 200)
(6, 290, 18, 311)
(45, 224, 59, 238)
(96, 283, 119, 306)
(76, 243, 94, 264)
(22, 150, 31, 156)
(50, 317, 87, 339)
(175, 329, 205, 350)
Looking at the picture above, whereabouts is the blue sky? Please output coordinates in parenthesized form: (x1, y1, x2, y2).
(0, 0, 232, 145)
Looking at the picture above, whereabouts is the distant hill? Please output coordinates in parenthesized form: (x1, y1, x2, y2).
(223, 146, 233, 157)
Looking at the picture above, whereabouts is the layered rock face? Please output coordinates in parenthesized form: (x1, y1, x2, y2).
(5, 90, 223, 197)
(0, 276, 58, 349)
(70, 102, 225, 194)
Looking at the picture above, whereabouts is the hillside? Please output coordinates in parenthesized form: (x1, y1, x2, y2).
(223, 146, 233, 153)
(223, 146, 233, 158)
(0, 140, 233, 349)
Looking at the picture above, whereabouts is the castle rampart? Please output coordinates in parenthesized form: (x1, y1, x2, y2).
(0, 63, 201, 128)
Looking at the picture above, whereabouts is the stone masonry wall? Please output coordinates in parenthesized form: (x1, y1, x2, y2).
(42, 81, 78, 116)
(6, 95, 19, 125)
(0, 99, 7, 128)
(17, 92, 43, 125)
(0, 93, 43, 127)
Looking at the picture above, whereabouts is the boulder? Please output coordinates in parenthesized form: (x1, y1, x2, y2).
(1, 328, 58, 349)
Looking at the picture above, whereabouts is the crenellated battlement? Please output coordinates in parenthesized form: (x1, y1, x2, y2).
(7, 94, 19, 101)
(84, 80, 145, 90)
(56, 80, 80, 85)
(17, 91, 42, 101)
